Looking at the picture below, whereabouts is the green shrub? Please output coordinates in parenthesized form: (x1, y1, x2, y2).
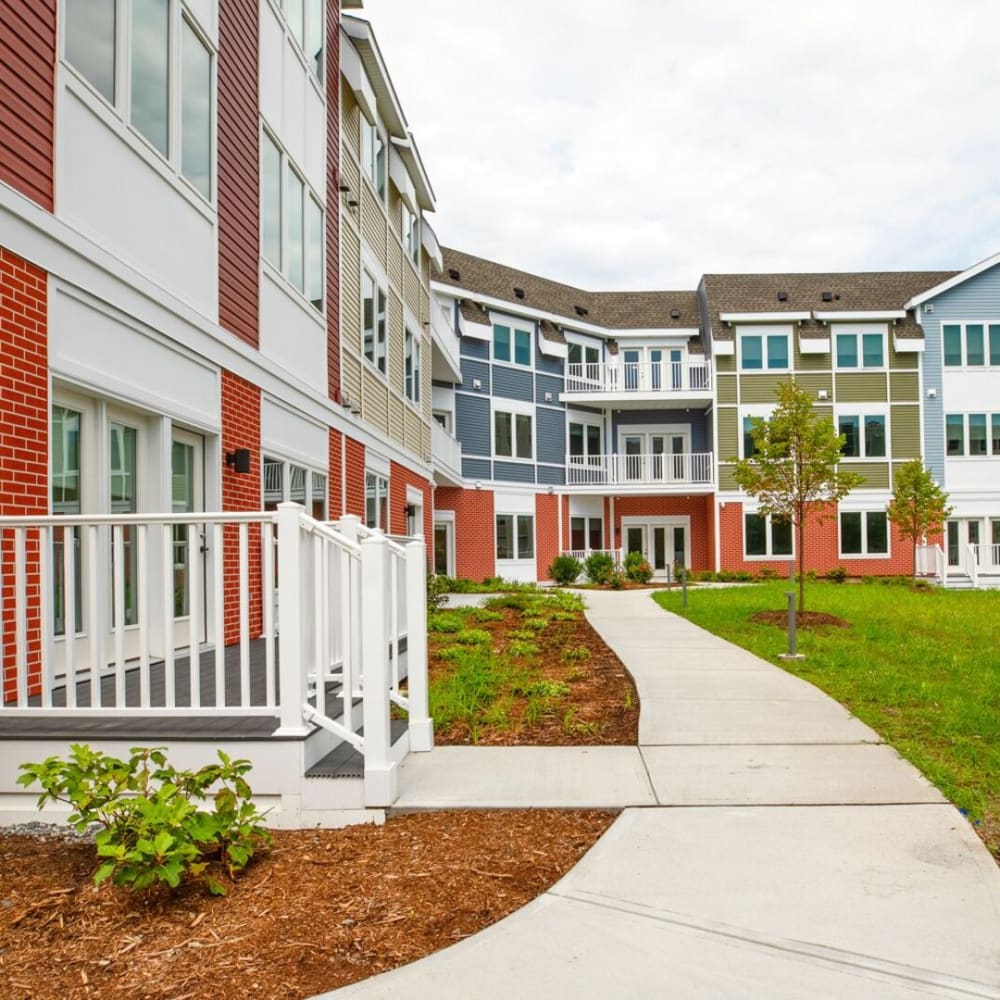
(583, 552, 615, 585)
(561, 646, 590, 663)
(507, 640, 540, 658)
(471, 608, 504, 623)
(18, 745, 269, 895)
(428, 612, 466, 633)
(826, 566, 848, 583)
(609, 571, 626, 590)
(427, 573, 450, 611)
(453, 628, 491, 646)
(758, 566, 777, 580)
(549, 554, 582, 585)
(623, 551, 653, 584)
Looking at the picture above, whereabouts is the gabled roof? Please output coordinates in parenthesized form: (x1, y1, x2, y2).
(437, 247, 699, 332)
(903, 250, 1000, 309)
(701, 271, 957, 339)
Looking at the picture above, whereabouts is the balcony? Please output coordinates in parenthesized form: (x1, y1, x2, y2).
(431, 420, 463, 487)
(566, 452, 714, 489)
(560, 359, 712, 408)
(430, 299, 462, 382)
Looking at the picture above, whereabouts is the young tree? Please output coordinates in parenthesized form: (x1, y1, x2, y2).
(886, 459, 953, 577)
(733, 378, 862, 612)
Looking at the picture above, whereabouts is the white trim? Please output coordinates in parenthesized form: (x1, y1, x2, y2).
(720, 312, 811, 323)
(838, 508, 892, 559)
(903, 251, 1000, 309)
(741, 511, 795, 560)
(612, 328, 700, 340)
(340, 31, 378, 123)
(814, 310, 906, 321)
(893, 334, 925, 353)
(365, 450, 391, 479)
(538, 336, 567, 359)
(799, 337, 831, 354)
(712, 339, 735, 356)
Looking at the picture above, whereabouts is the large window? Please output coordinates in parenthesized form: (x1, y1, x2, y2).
(261, 130, 324, 311)
(838, 414, 886, 458)
(402, 204, 420, 265)
(570, 516, 603, 552)
(65, 0, 214, 200)
(568, 422, 602, 463)
(840, 511, 889, 556)
(404, 328, 421, 403)
(946, 413, 1000, 456)
(943, 323, 1000, 368)
(494, 410, 533, 460)
(365, 472, 389, 530)
(744, 513, 792, 558)
(567, 341, 601, 382)
(361, 117, 386, 200)
(493, 324, 532, 367)
(51, 406, 83, 637)
(362, 270, 387, 374)
(739, 333, 788, 371)
(836, 332, 884, 369)
(280, 0, 325, 81)
(496, 514, 534, 560)
(263, 456, 327, 521)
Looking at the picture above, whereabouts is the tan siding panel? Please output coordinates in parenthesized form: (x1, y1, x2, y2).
(718, 466, 738, 491)
(890, 371, 919, 402)
(404, 261, 421, 317)
(361, 189, 386, 259)
(739, 374, 790, 403)
(388, 394, 405, 446)
(387, 241, 402, 290)
(716, 353, 736, 373)
(342, 353, 362, 405)
(341, 84, 360, 159)
(835, 372, 888, 403)
(388, 290, 404, 388)
(363, 368, 389, 434)
(404, 405, 424, 452)
(340, 223, 361, 351)
(891, 405, 921, 459)
(341, 144, 360, 197)
(889, 343, 919, 370)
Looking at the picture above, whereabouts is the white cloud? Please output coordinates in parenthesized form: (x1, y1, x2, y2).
(359, 0, 1000, 288)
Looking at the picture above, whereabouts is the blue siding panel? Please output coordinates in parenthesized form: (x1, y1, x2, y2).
(462, 457, 492, 480)
(461, 337, 489, 361)
(494, 461, 535, 483)
(460, 358, 491, 394)
(455, 391, 491, 456)
(536, 406, 566, 465)
(535, 373, 565, 404)
(492, 365, 534, 402)
(537, 464, 566, 486)
(537, 352, 564, 378)
(613, 410, 710, 452)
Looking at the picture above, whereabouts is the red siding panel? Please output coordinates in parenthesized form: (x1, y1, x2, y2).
(325, 1, 342, 402)
(217, 0, 260, 348)
(0, 1, 55, 211)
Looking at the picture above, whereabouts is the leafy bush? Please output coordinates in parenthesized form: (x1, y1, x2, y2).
(623, 551, 653, 584)
(549, 554, 582, 585)
(826, 566, 848, 583)
(471, 608, 504, 623)
(18, 745, 269, 895)
(609, 571, 626, 590)
(453, 628, 492, 646)
(507, 640, 540, 658)
(427, 573, 450, 611)
(758, 566, 778, 580)
(583, 552, 615, 585)
(428, 611, 466, 633)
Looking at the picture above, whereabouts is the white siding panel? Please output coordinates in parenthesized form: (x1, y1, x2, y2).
(259, 3, 284, 129)
(261, 396, 327, 468)
(260, 272, 326, 394)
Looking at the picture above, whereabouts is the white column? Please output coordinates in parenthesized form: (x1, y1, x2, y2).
(360, 530, 397, 806)
(275, 502, 310, 735)
(405, 536, 433, 752)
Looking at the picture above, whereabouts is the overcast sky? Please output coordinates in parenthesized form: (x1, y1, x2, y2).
(360, 0, 1000, 290)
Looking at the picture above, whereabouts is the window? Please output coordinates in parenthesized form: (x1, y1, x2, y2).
(570, 516, 603, 552)
(51, 406, 83, 637)
(494, 410, 532, 460)
(744, 513, 792, 557)
(493, 324, 532, 366)
(361, 117, 386, 200)
(946, 413, 1000, 457)
(567, 342, 601, 381)
(365, 472, 389, 530)
(840, 511, 888, 556)
(402, 204, 420, 265)
(281, 0, 324, 81)
(568, 422, 602, 462)
(496, 514, 534, 560)
(838, 414, 886, 458)
(263, 456, 327, 519)
(362, 270, 387, 373)
(943, 323, 1000, 367)
(836, 332, 884, 369)
(739, 333, 788, 370)
(743, 416, 759, 458)
(65, 1, 215, 200)
(261, 130, 324, 311)
(404, 328, 421, 403)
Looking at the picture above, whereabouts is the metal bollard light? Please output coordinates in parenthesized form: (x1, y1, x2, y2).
(682, 568, 688, 609)
(779, 590, 804, 660)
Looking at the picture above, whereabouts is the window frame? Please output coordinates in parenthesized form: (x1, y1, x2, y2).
(401, 203, 421, 266)
(361, 114, 387, 202)
(262, 455, 328, 520)
(364, 470, 389, 531)
(836, 409, 889, 459)
(404, 327, 422, 405)
(274, 0, 326, 86)
(569, 515, 603, 552)
(945, 412, 1000, 457)
(495, 513, 535, 561)
(492, 321, 534, 369)
(942, 322, 1000, 369)
(738, 330, 790, 372)
(493, 406, 534, 462)
(835, 330, 886, 370)
(743, 512, 794, 559)
(361, 268, 388, 375)
(839, 509, 890, 558)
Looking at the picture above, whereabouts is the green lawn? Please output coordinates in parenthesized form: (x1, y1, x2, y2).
(653, 581, 1000, 859)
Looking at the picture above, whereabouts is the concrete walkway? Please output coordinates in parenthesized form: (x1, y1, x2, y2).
(323, 590, 1000, 999)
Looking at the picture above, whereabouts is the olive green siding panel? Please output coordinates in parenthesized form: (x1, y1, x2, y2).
(889, 344, 920, 370)
(716, 353, 736, 373)
(794, 342, 832, 370)
(794, 373, 833, 399)
(717, 407, 738, 460)
(739, 374, 790, 403)
(718, 466, 738, 491)
(716, 374, 737, 404)
(891, 405, 921, 459)
(835, 372, 888, 403)
(844, 461, 890, 489)
(889, 371, 919, 402)
(814, 406, 833, 422)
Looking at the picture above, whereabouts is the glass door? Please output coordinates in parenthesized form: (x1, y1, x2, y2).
(670, 349, 683, 390)
(650, 435, 665, 482)
(625, 526, 646, 557)
(624, 435, 643, 481)
(652, 527, 667, 571)
(623, 349, 640, 391)
(673, 526, 687, 568)
(671, 434, 686, 481)
(171, 430, 205, 645)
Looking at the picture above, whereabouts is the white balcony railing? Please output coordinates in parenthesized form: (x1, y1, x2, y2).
(565, 359, 712, 395)
(431, 420, 462, 477)
(566, 452, 714, 487)
(430, 299, 462, 380)
(972, 543, 1000, 573)
(564, 549, 623, 568)
(915, 543, 946, 583)
(0, 506, 432, 807)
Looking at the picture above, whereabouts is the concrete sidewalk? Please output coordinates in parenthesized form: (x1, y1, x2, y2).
(322, 590, 1000, 999)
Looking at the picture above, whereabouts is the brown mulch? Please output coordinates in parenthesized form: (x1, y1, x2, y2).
(0, 809, 616, 1000)
(430, 603, 640, 745)
(750, 610, 851, 630)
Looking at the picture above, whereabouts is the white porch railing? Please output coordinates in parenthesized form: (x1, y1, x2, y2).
(972, 543, 1000, 574)
(566, 452, 714, 487)
(0, 504, 431, 808)
(431, 420, 463, 479)
(966, 543, 979, 589)
(564, 548, 623, 568)
(565, 359, 712, 395)
(915, 543, 945, 584)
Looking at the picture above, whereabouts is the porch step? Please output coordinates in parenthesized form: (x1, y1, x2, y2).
(306, 720, 408, 779)
(944, 574, 975, 590)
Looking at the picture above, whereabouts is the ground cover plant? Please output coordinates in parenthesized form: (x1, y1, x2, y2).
(428, 589, 638, 744)
(654, 580, 1000, 861)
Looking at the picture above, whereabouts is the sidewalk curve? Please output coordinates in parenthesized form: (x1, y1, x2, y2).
(320, 590, 1000, 999)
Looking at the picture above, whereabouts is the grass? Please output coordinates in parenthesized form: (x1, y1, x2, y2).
(653, 580, 1000, 858)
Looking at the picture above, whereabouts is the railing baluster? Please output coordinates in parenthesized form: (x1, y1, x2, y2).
(313, 533, 324, 712)
(188, 523, 200, 708)
(239, 522, 250, 707)
(13, 528, 27, 707)
(137, 524, 149, 709)
(262, 520, 275, 708)
(213, 522, 225, 706)
(86, 524, 102, 708)
(63, 524, 77, 708)
(162, 523, 175, 708)
(112, 524, 126, 709)
(39, 526, 54, 708)
(389, 548, 400, 692)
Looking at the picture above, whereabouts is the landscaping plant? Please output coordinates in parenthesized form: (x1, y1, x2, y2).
(18, 744, 270, 895)
(623, 551, 653, 583)
(548, 553, 583, 585)
(583, 551, 615, 584)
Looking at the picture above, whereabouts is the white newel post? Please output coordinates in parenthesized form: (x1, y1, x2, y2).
(275, 503, 310, 736)
(405, 536, 433, 751)
(360, 530, 397, 806)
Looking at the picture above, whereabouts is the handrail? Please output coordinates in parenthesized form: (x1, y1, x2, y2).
(0, 511, 273, 528)
(966, 543, 979, 588)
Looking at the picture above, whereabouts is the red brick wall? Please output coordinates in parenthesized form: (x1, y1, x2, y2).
(328, 427, 343, 517)
(0, 249, 47, 700)
(704, 494, 717, 571)
(719, 501, 913, 576)
(434, 487, 495, 581)
(220, 371, 262, 644)
(344, 437, 365, 520)
(535, 493, 559, 581)
(612, 496, 712, 571)
(560, 494, 570, 550)
(389, 461, 432, 543)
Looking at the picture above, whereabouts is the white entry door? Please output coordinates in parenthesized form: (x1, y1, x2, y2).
(170, 430, 206, 648)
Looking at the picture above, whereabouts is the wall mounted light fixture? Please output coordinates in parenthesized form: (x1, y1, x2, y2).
(225, 448, 252, 474)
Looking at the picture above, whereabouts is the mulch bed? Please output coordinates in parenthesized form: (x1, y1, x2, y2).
(0, 809, 616, 1000)
(750, 610, 851, 630)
